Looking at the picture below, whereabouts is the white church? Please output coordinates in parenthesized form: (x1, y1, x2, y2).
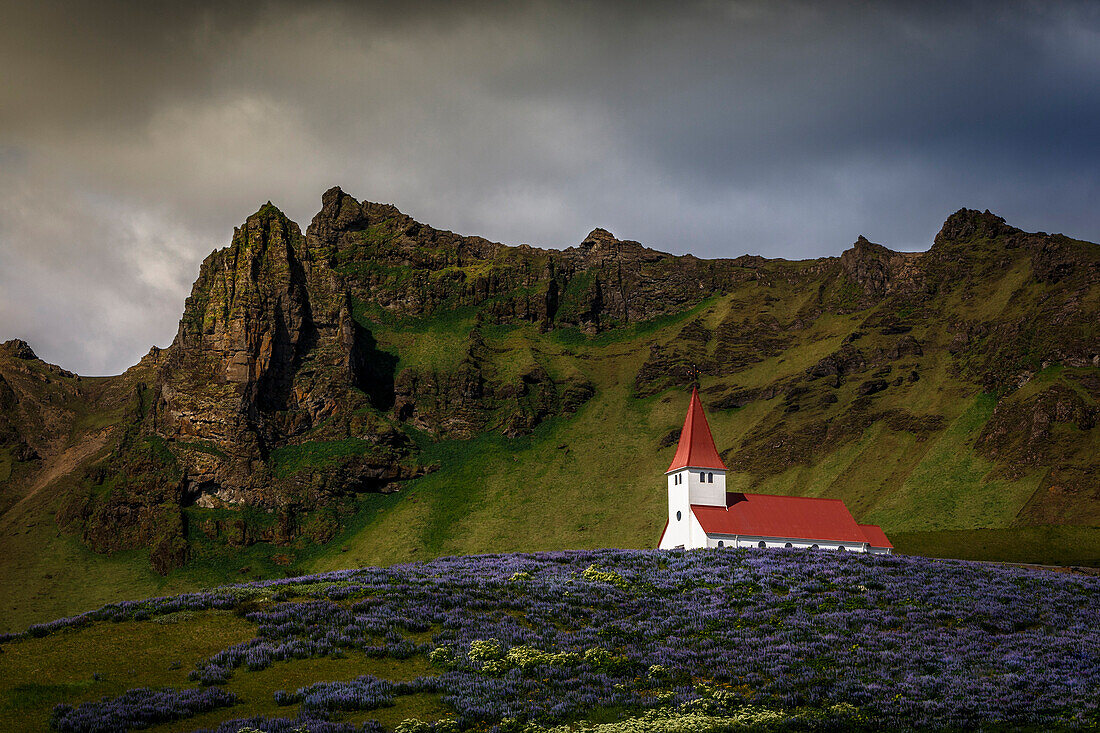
(658, 387, 892, 554)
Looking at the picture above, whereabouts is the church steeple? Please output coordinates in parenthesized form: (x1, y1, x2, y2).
(658, 384, 892, 553)
(666, 387, 727, 474)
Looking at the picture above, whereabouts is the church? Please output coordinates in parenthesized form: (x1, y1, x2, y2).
(658, 387, 892, 554)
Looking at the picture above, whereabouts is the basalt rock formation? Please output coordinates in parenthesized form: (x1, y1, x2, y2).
(44, 188, 739, 570)
(3, 196, 1100, 579)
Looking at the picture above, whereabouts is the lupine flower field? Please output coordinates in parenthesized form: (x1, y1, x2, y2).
(1, 548, 1098, 732)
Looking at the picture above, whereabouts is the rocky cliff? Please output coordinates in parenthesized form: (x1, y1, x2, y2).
(45, 188, 741, 570)
(3, 196, 1099, 579)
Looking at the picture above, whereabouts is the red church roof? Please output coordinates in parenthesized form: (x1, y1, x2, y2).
(691, 493, 892, 547)
(858, 523, 894, 549)
(666, 387, 728, 473)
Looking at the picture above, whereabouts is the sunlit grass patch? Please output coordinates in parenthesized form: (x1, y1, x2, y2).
(0, 611, 254, 730)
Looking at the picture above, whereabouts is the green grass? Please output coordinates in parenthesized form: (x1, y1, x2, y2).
(69, 399, 129, 437)
(0, 524, 181, 636)
(270, 437, 380, 478)
(179, 491, 410, 583)
(309, 320, 684, 571)
(311, 386, 671, 570)
(0, 609, 450, 731)
(160, 654, 444, 733)
(863, 394, 1044, 531)
(366, 307, 478, 373)
(0, 466, 422, 633)
(549, 297, 717, 348)
(0, 611, 254, 730)
(746, 422, 918, 506)
(892, 526, 1100, 566)
(719, 330, 848, 390)
(5, 264, 1100, 638)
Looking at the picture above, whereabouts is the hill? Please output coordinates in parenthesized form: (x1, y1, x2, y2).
(0, 549, 1097, 731)
(2, 189, 1100, 631)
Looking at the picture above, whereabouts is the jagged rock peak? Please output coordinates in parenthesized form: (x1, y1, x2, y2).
(936, 208, 1013, 244)
(580, 228, 617, 249)
(847, 235, 897, 256)
(1, 339, 37, 360)
(323, 186, 402, 221)
(240, 201, 291, 227)
(311, 187, 410, 245)
(839, 235, 912, 303)
(316, 186, 368, 233)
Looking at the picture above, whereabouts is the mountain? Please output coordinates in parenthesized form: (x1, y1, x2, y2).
(1, 190, 1098, 631)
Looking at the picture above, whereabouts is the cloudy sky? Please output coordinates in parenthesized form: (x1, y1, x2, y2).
(1, 1, 1098, 375)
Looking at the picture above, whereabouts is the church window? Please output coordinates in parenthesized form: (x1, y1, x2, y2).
(811, 544, 819, 550)
(758, 540, 766, 548)
(676, 511, 682, 521)
(784, 542, 793, 548)
(707, 472, 713, 482)
(837, 546, 846, 552)
(717, 540, 724, 547)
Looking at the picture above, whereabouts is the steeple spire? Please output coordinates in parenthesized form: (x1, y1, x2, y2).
(666, 386, 727, 474)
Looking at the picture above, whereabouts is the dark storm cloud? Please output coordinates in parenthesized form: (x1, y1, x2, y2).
(1, 0, 1098, 374)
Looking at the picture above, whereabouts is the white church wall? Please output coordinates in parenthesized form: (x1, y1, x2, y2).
(682, 468, 726, 507)
(703, 534, 891, 554)
(688, 510, 707, 549)
(660, 475, 692, 549)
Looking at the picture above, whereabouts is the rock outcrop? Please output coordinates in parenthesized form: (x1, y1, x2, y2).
(5, 194, 1099, 576)
(61, 204, 427, 570)
(839, 236, 920, 307)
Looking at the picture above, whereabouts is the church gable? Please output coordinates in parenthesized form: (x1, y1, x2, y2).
(661, 389, 891, 553)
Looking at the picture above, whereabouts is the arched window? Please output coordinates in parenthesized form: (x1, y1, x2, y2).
(676, 511, 682, 521)
(717, 540, 724, 547)
(700, 472, 705, 481)
(837, 546, 846, 552)
(758, 540, 766, 548)
(708, 472, 713, 483)
(811, 544, 819, 550)
(784, 542, 793, 548)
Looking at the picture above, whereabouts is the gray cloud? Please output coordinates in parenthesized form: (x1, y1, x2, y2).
(1, 0, 1098, 374)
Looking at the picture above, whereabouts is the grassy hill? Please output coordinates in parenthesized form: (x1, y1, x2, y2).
(1, 549, 1097, 732)
(2, 199, 1099, 633)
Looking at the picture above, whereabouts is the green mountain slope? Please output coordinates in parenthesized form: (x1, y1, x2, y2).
(2, 196, 1099, 633)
